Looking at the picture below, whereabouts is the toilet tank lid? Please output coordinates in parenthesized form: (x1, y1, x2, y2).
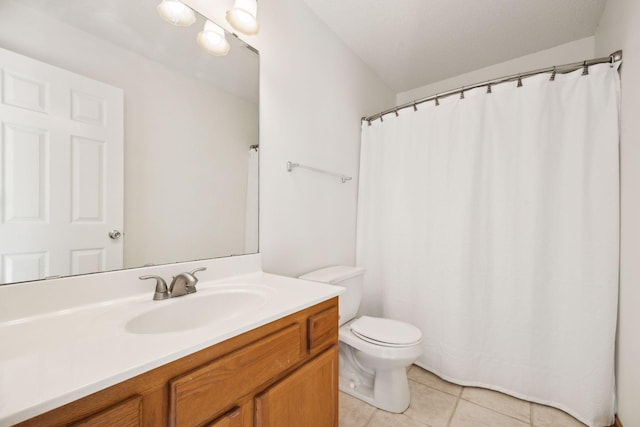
(298, 266, 364, 284)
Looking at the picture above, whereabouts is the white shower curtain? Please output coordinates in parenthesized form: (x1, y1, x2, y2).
(356, 63, 620, 427)
(244, 147, 259, 254)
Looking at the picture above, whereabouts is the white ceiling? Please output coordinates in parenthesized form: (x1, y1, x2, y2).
(302, 0, 607, 93)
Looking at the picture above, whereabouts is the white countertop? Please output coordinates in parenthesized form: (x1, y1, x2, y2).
(0, 262, 343, 426)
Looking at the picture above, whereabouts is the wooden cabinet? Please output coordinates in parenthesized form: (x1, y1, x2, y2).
(255, 347, 338, 427)
(307, 307, 339, 355)
(69, 395, 142, 427)
(206, 407, 243, 427)
(17, 297, 338, 427)
(169, 325, 304, 426)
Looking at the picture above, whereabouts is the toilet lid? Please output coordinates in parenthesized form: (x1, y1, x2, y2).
(350, 316, 422, 347)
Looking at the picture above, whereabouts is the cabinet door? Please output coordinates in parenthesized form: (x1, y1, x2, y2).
(255, 346, 338, 427)
(206, 407, 242, 427)
(70, 395, 141, 427)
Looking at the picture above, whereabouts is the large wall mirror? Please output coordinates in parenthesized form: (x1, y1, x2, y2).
(0, 0, 259, 285)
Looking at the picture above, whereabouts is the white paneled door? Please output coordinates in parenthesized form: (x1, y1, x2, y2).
(0, 48, 123, 284)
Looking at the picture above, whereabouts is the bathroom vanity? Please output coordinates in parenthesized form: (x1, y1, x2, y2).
(15, 299, 338, 427)
(0, 255, 343, 426)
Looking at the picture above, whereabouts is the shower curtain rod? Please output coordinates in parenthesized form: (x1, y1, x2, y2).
(362, 50, 623, 124)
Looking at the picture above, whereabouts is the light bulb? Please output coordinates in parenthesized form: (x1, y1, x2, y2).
(226, 0, 259, 35)
(157, 0, 196, 27)
(197, 20, 231, 56)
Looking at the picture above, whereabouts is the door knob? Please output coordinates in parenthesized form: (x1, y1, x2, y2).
(108, 230, 122, 240)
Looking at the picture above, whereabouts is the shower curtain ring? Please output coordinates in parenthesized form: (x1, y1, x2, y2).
(413, 103, 418, 111)
(394, 109, 399, 117)
(486, 84, 492, 94)
(517, 76, 523, 87)
(435, 97, 440, 106)
(582, 60, 589, 75)
(550, 66, 556, 81)
(460, 89, 465, 100)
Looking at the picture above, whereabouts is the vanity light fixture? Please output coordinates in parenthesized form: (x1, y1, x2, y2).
(226, 0, 259, 35)
(197, 20, 231, 56)
(157, 0, 196, 27)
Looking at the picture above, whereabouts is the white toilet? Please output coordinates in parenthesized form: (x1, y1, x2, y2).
(299, 266, 422, 413)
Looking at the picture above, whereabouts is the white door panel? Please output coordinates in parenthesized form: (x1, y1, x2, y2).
(0, 47, 123, 284)
(70, 248, 106, 275)
(71, 89, 106, 127)
(1, 251, 49, 283)
(71, 135, 105, 223)
(1, 122, 49, 223)
(1, 69, 49, 113)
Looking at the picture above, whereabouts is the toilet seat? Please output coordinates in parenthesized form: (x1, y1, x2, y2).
(350, 316, 422, 348)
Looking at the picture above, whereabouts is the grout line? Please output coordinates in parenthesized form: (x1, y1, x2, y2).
(409, 366, 465, 398)
(408, 379, 456, 397)
(456, 396, 531, 426)
(363, 408, 377, 427)
(402, 382, 438, 427)
(530, 402, 534, 427)
(407, 378, 462, 398)
(446, 394, 461, 427)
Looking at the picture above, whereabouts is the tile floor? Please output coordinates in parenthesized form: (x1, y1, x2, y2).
(339, 365, 589, 427)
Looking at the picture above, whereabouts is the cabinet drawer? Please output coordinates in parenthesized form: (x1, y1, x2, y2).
(169, 324, 303, 427)
(308, 307, 338, 354)
(70, 395, 141, 427)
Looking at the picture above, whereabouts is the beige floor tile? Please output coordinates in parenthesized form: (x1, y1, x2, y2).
(460, 387, 530, 423)
(408, 365, 463, 397)
(532, 403, 587, 427)
(340, 392, 376, 427)
(367, 410, 428, 427)
(450, 400, 530, 427)
(404, 380, 458, 427)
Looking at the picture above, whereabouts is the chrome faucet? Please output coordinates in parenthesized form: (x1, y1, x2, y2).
(139, 275, 170, 300)
(139, 267, 207, 300)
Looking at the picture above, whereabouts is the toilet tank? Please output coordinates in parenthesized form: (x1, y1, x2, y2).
(298, 266, 364, 326)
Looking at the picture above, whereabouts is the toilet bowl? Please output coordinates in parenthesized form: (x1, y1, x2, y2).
(298, 266, 422, 413)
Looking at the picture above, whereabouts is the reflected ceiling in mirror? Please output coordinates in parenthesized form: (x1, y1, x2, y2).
(0, 0, 259, 285)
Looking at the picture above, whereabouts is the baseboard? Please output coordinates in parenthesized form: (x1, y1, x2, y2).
(615, 415, 623, 427)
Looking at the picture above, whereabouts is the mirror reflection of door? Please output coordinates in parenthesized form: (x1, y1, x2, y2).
(0, 47, 124, 284)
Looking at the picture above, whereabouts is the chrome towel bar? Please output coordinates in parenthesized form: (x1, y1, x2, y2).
(286, 161, 352, 183)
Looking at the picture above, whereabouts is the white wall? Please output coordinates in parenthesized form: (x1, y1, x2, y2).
(257, 0, 395, 277)
(594, 1, 640, 425)
(397, 37, 595, 105)
(0, 1, 257, 268)
(188, 0, 396, 277)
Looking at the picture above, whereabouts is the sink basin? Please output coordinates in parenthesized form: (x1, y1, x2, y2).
(125, 286, 270, 334)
